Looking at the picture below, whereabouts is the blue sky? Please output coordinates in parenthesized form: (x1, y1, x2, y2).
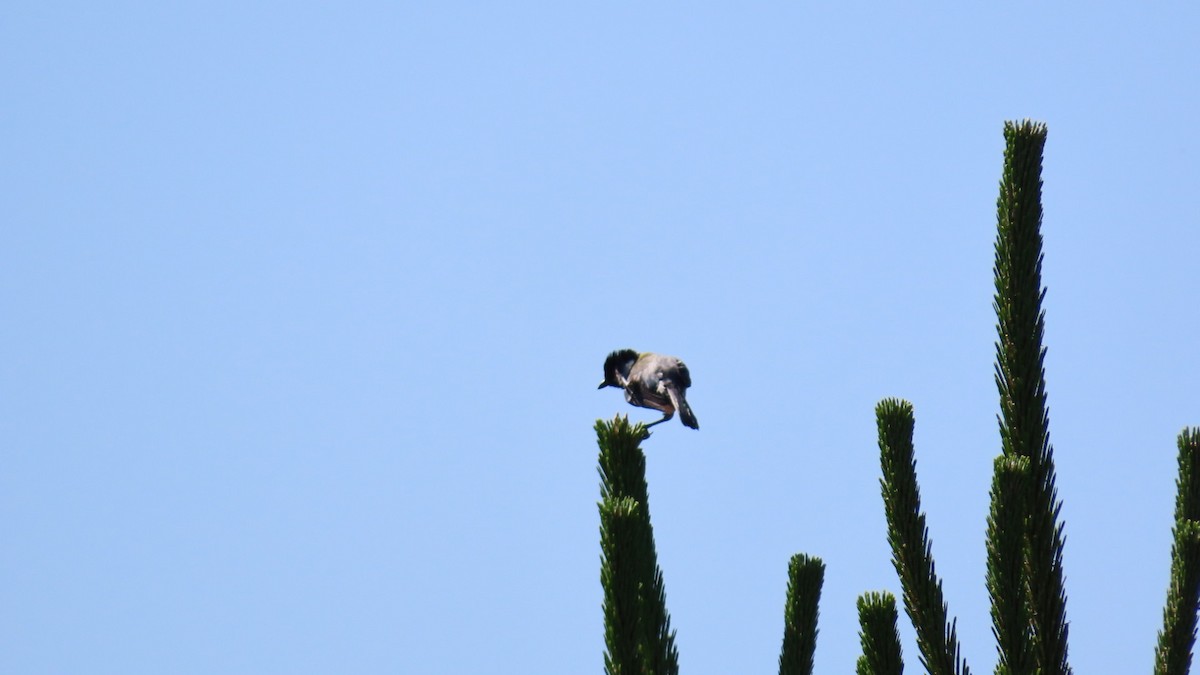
(3, 3, 1198, 673)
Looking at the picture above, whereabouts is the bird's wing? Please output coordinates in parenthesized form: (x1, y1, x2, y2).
(674, 360, 692, 388)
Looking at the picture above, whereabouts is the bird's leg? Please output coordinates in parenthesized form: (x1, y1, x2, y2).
(644, 411, 674, 429)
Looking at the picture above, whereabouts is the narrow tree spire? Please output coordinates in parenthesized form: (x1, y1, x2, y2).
(993, 119, 1071, 675)
(856, 591, 904, 675)
(1154, 427, 1200, 675)
(779, 554, 825, 675)
(597, 416, 678, 675)
(876, 398, 970, 675)
(986, 455, 1033, 675)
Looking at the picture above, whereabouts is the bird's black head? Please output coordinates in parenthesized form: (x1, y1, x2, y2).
(598, 349, 639, 388)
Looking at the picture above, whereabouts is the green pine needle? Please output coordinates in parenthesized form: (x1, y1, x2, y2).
(856, 591, 904, 675)
(876, 398, 970, 675)
(779, 554, 825, 675)
(986, 455, 1033, 675)
(993, 119, 1071, 675)
(1154, 428, 1200, 675)
(597, 416, 678, 675)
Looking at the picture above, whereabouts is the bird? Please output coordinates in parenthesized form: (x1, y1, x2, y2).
(598, 349, 699, 429)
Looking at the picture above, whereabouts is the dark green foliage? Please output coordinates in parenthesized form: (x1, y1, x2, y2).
(779, 554, 825, 675)
(993, 119, 1071, 675)
(986, 456, 1032, 675)
(1171, 429, 1200, 541)
(598, 416, 653, 509)
(600, 496, 649, 674)
(597, 416, 678, 675)
(592, 120, 1194, 675)
(1154, 428, 1200, 675)
(876, 399, 970, 675)
(856, 591, 904, 675)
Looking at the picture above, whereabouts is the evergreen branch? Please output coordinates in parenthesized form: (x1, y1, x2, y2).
(597, 416, 678, 675)
(597, 416, 652, 508)
(876, 398, 970, 675)
(1175, 429, 1200, 522)
(1154, 428, 1200, 675)
(600, 496, 650, 675)
(855, 591, 904, 675)
(986, 455, 1033, 675)
(779, 554, 825, 675)
(993, 119, 1071, 675)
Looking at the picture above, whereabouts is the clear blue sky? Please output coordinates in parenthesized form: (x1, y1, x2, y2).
(3, 3, 1198, 673)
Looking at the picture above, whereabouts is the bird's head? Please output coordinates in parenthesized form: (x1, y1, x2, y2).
(598, 349, 639, 389)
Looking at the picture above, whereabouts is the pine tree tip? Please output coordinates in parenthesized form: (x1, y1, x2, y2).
(1005, 118, 1048, 136)
(1180, 427, 1200, 450)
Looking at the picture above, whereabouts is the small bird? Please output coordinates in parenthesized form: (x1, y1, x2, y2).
(598, 349, 699, 429)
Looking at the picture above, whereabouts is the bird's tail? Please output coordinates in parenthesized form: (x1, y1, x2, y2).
(665, 386, 699, 430)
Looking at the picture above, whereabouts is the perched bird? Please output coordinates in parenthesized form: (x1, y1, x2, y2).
(598, 349, 699, 429)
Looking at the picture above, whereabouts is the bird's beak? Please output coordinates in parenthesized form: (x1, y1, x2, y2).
(597, 381, 607, 389)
